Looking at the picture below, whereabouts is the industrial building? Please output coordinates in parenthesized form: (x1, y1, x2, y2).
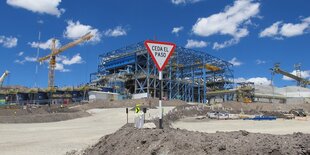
(90, 41, 234, 103)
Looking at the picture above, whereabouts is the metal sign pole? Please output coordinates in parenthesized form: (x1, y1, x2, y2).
(144, 40, 176, 130)
(159, 71, 163, 129)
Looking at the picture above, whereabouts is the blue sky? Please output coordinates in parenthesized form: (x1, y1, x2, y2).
(0, 0, 309, 88)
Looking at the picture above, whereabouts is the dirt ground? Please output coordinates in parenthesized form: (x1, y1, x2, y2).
(172, 117, 310, 135)
(221, 101, 310, 113)
(71, 124, 310, 155)
(0, 104, 90, 123)
(75, 98, 186, 110)
(67, 102, 310, 155)
(2, 101, 310, 155)
(0, 98, 186, 123)
(0, 107, 175, 155)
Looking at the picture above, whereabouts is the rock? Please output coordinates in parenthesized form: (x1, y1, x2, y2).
(240, 130, 249, 136)
(218, 144, 226, 151)
(143, 122, 156, 129)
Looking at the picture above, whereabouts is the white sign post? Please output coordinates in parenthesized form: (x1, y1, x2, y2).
(144, 40, 176, 129)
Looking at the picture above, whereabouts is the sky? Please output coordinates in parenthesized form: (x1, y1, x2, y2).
(0, 0, 309, 88)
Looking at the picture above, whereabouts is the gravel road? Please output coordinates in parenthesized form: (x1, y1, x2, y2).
(0, 107, 174, 155)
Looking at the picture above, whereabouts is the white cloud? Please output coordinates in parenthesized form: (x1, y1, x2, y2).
(29, 38, 61, 50)
(14, 59, 24, 64)
(61, 53, 83, 65)
(171, 0, 202, 5)
(260, 16, 310, 38)
(235, 77, 271, 86)
(0, 36, 18, 48)
(228, 57, 242, 66)
(185, 39, 208, 48)
(7, 0, 64, 17)
(15, 53, 83, 73)
(37, 20, 44, 24)
(280, 22, 309, 37)
(104, 26, 127, 37)
(192, 0, 260, 49)
(24, 56, 37, 62)
(54, 54, 84, 72)
(213, 38, 239, 50)
(259, 21, 282, 38)
(64, 20, 101, 43)
(18, 51, 24, 56)
(15, 56, 37, 64)
(172, 26, 184, 36)
(256, 59, 266, 65)
(55, 63, 70, 72)
(282, 70, 310, 81)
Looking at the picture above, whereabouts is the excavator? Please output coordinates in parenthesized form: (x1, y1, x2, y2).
(0, 70, 9, 88)
(271, 63, 310, 87)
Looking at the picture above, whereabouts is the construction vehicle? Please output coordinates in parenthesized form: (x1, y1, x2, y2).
(236, 82, 254, 103)
(0, 70, 9, 87)
(38, 32, 93, 91)
(271, 63, 310, 87)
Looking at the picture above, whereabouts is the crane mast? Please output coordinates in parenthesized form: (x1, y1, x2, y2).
(38, 32, 93, 90)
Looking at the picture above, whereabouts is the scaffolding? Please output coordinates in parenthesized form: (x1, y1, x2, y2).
(90, 41, 234, 103)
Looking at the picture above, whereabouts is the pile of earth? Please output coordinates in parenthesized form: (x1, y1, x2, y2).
(67, 124, 310, 155)
(0, 104, 90, 123)
(221, 101, 310, 113)
(160, 103, 309, 125)
(73, 98, 186, 110)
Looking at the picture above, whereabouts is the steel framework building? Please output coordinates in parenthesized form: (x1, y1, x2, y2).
(90, 41, 234, 103)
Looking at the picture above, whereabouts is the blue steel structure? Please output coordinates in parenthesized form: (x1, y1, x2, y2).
(90, 41, 234, 103)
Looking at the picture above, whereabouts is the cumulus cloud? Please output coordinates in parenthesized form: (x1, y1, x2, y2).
(0, 35, 18, 48)
(59, 53, 84, 65)
(282, 70, 310, 81)
(228, 57, 242, 66)
(24, 56, 37, 62)
(185, 39, 208, 48)
(213, 38, 239, 50)
(259, 22, 282, 38)
(54, 54, 84, 72)
(15, 53, 84, 72)
(6, 0, 65, 17)
(104, 26, 127, 37)
(256, 59, 266, 65)
(171, 0, 202, 5)
(172, 26, 184, 36)
(260, 16, 310, 38)
(29, 38, 61, 50)
(192, 0, 260, 49)
(18, 51, 24, 56)
(15, 56, 37, 64)
(64, 20, 101, 43)
(37, 20, 44, 24)
(235, 77, 271, 85)
(54, 63, 69, 72)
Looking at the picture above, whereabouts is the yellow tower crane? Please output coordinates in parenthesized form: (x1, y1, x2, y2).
(37, 32, 93, 90)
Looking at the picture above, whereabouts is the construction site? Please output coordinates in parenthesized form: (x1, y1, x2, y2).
(1, 38, 310, 155)
(1, 1, 310, 155)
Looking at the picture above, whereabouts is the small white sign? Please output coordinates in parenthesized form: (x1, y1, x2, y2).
(144, 40, 176, 71)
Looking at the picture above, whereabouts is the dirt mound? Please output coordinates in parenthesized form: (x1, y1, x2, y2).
(221, 102, 310, 113)
(0, 111, 90, 123)
(0, 104, 89, 123)
(68, 124, 310, 155)
(74, 98, 186, 110)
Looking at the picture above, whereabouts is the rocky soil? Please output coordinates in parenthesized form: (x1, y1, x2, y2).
(67, 102, 310, 155)
(68, 124, 310, 155)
